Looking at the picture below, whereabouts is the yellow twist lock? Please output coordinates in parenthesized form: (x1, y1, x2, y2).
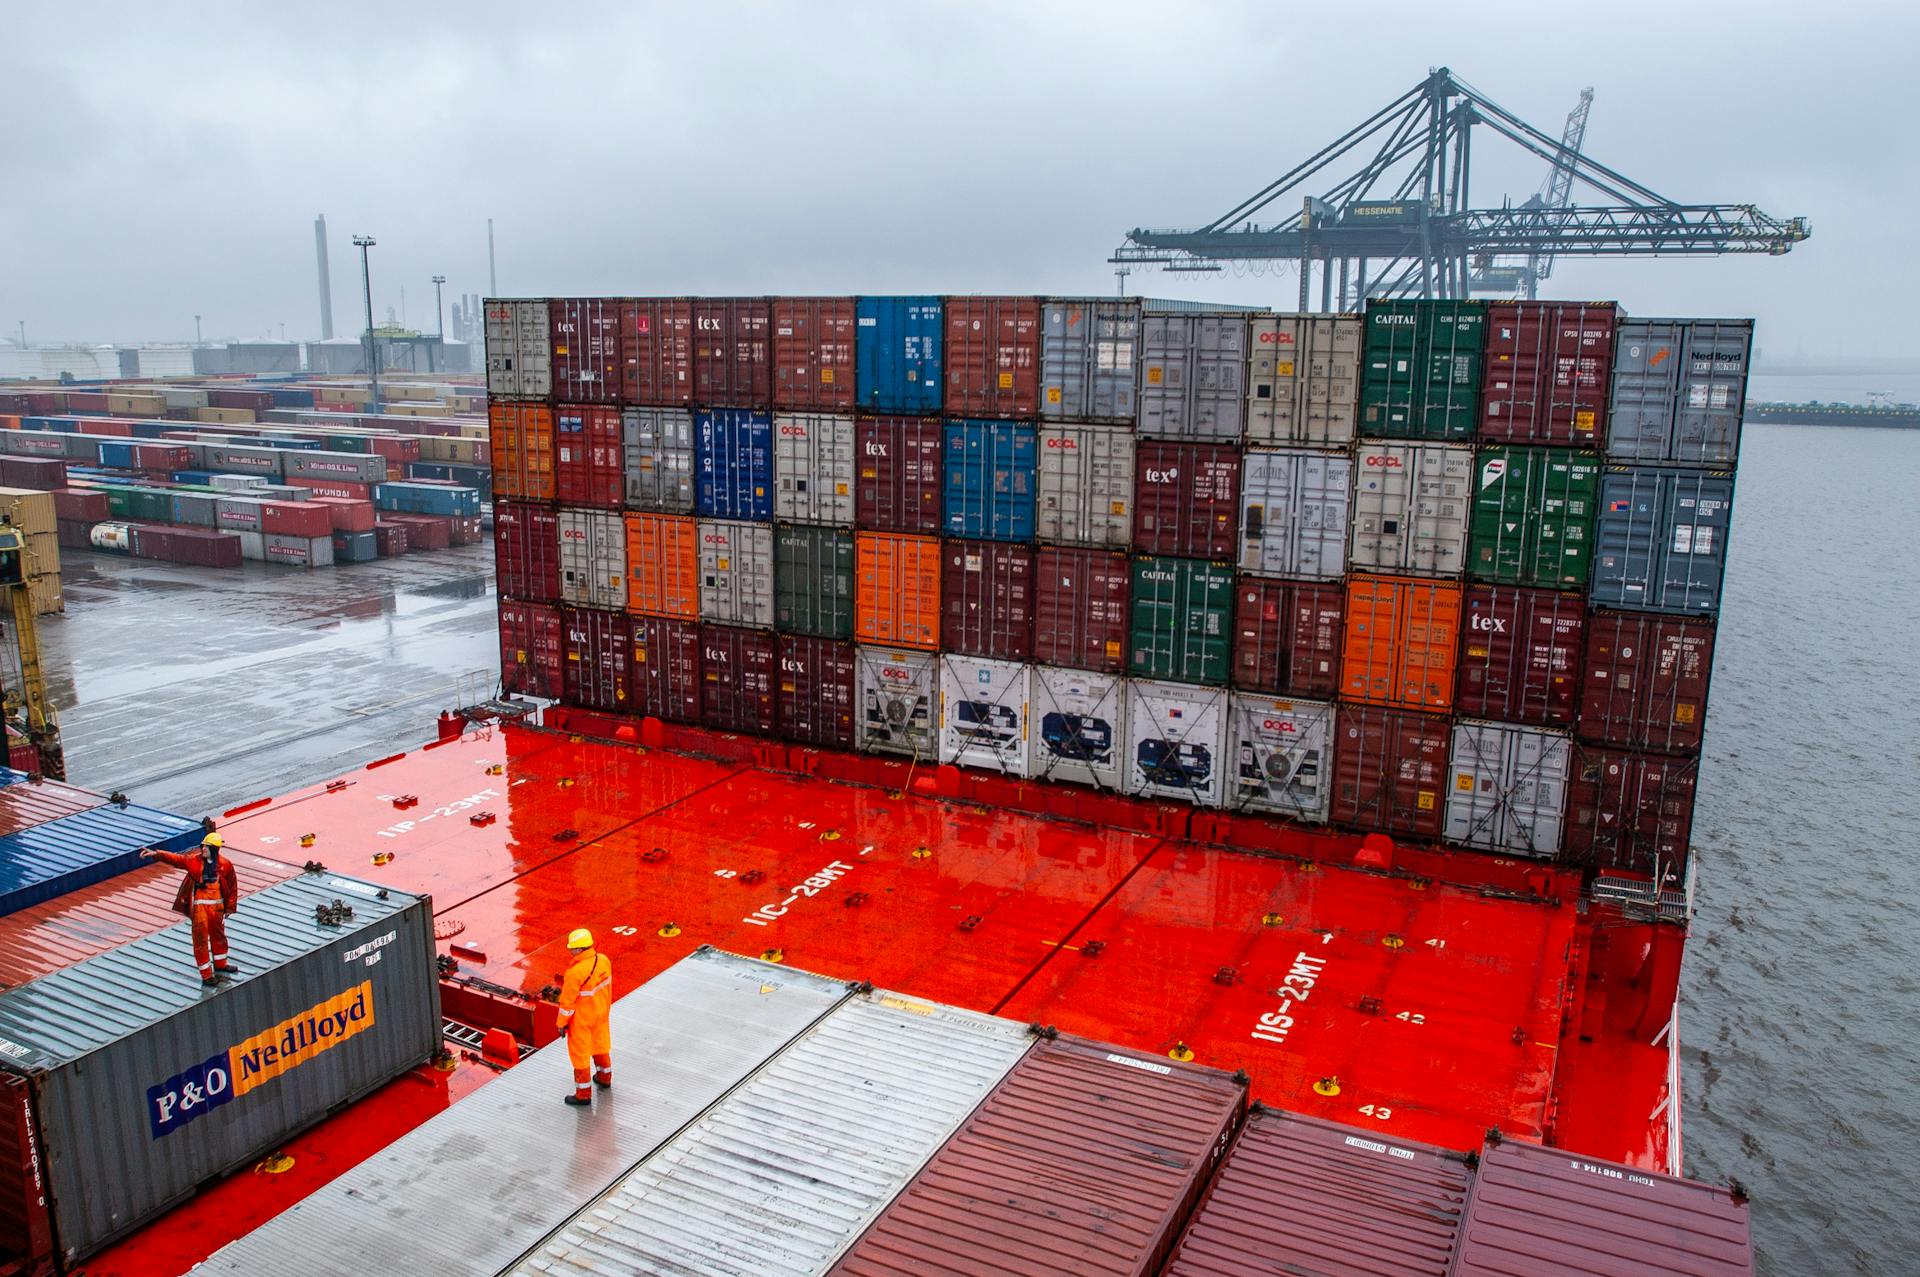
(256, 1153, 296, 1175)
(1313, 1076, 1342, 1097)
(371, 851, 394, 867)
(1168, 1042, 1196, 1063)
(1382, 934, 1406, 950)
(657, 922, 682, 938)
(910, 846, 932, 860)
(1260, 912, 1285, 927)
(759, 948, 785, 964)
(299, 833, 316, 848)
(820, 830, 841, 842)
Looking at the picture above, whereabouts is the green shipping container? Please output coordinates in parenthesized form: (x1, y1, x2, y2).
(1360, 299, 1487, 440)
(130, 489, 174, 523)
(101, 487, 132, 518)
(327, 435, 372, 453)
(1468, 446, 1601, 587)
(774, 523, 855, 639)
(1129, 555, 1234, 685)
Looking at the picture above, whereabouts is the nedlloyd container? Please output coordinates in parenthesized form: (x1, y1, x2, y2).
(1479, 301, 1617, 446)
(774, 523, 855, 639)
(1036, 420, 1134, 547)
(1230, 578, 1343, 698)
(549, 297, 621, 403)
(773, 411, 856, 525)
(1591, 466, 1734, 614)
(856, 296, 943, 413)
(562, 606, 631, 711)
(630, 616, 702, 723)
(1579, 610, 1714, 754)
(1331, 704, 1450, 838)
(694, 408, 774, 520)
(1237, 447, 1350, 579)
(1125, 679, 1229, 806)
(1138, 311, 1248, 440)
(1228, 693, 1334, 822)
(1566, 745, 1697, 884)
(623, 512, 699, 619)
(1444, 720, 1572, 857)
(1468, 446, 1600, 588)
(856, 645, 938, 758)
(772, 296, 856, 411)
(498, 600, 563, 699)
(691, 297, 773, 407)
(622, 406, 696, 513)
(1040, 298, 1139, 422)
(939, 655, 1032, 774)
(1359, 299, 1487, 440)
(942, 539, 1034, 660)
(1032, 546, 1129, 673)
(1456, 586, 1585, 726)
(620, 298, 695, 405)
(1030, 666, 1127, 790)
(697, 518, 775, 628)
(777, 635, 856, 749)
(1349, 440, 1473, 576)
(1245, 313, 1361, 446)
(699, 623, 777, 735)
(1607, 318, 1753, 466)
(855, 415, 944, 534)
(1130, 555, 1233, 685)
(484, 298, 551, 399)
(944, 420, 1037, 541)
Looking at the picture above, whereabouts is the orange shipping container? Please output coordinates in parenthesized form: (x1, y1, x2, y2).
(1340, 573, 1462, 709)
(624, 513, 699, 619)
(855, 532, 941, 649)
(489, 402, 555, 501)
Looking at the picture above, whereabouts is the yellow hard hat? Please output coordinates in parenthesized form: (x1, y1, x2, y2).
(567, 928, 593, 951)
(202, 832, 224, 849)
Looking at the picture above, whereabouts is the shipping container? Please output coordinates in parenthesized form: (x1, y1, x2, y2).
(856, 297, 943, 413)
(943, 296, 1041, 418)
(1130, 555, 1234, 685)
(1467, 446, 1600, 587)
(697, 518, 775, 628)
(259, 501, 333, 539)
(487, 402, 555, 502)
(493, 502, 560, 603)
(1040, 298, 1139, 422)
(372, 479, 482, 518)
(498, 599, 565, 699)
(694, 408, 774, 520)
(0, 799, 202, 916)
(1246, 313, 1362, 446)
(263, 532, 335, 568)
(620, 298, 695, 405)
(372, 522, 410, 556)
(939, 655, 1032, 775)
(207, 444, 283, 477)
(1349, 441, 1473, 575)
(1578, 610, 1714, 753)
(1444, 720, 1572, 857)
(1035, 420, 1133, 548)
(554, 403, 623, 509)
(855, 415, 944, 534)
(1133, 440, 1239, 559)
(383, 514, 451, 552)
(1230, 578, 1343, 698)
(0, 873, 436, 1268)
(1139, 311, 1248, 441)
(1456, 586, 1585, 726)
(1126, 679, 1229, 806)
(698, 622, 777, 735)
(1479, 301, 1618, 445)
(1331, 704, 1450, 838)
(941, 539, 1033, 660)
(169, 491, 219, 527)
(315, 498, 377, 536)
(562, 605, 631, 711)
(485, 299, 551, 399)
(1566, 745, 1698, 885)
(772, 296, 856, 411)
(1031, 546, 1129, 673)
(776, 635, 856, 748)
(856, 645, 939, 757)
(621, 406, 696, 513)
(1340, 574, 1462, 709)
(0, 774, 103, 838)
(1030, 666, 1127, 790)
(692, 297, 773, 407)
(773, 411, 856, 525)
(622, 512, 699, 619)
(1228, 693, 1334, 822)
(943, 420, 1037, 542)
(558, 508, 627, 611)
(1607, 318, 1754, 465)
(1360, 299, 1487, 439)
(1238, 447, 1350, 579)
(855, 532, 941, 649)
(1591, 465, 1734, 614)
(549, 297, 621, 403)
(629, 616, 702, 723)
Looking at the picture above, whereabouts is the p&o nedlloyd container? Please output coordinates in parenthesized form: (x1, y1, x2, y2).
(1606, 318, 1754, 466)
(1030, 666, 1127, 791)
(1040, 298, 1139, 423)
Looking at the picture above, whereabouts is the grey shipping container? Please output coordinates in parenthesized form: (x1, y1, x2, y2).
(0, 872, 437, 1268)
(282, 450, 388, 483)
(559, 508, 628, 610)
(856, 645, 938, 758)
(1228, 692, 1334, 822)
(1036, 421, 1134, 548)
(1126, 679, 1230, 807)
(1040, 299, 1139, 423)
(1606, 318, 1754, 466)
(1444, 719, 1572, 858)
(697, 518, 775, 628)
(485, 298, 553, 399)
(263, 534, 334, 568)
(1030, 665, 1128, 791)
(1237, 448, 1350, 579)
(1246, 313, 1362, 446)
(1591, 466, 1734, 614)
(1349, 441, 1473, 576)
(201, 949, 853, 1275)
(775, 523, 856, 639)
(169, 492, 219, 527)
(622, 406, 697, 513)
(1139, 312, 1249, 440)
(235, 530, 266, 562)
(212, 497, 263, 532)
(773, 412, 856, 526)
(207, 445, 284, 477)
(939, 654, 1033, 775)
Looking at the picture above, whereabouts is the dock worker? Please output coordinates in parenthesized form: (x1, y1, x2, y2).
(556, 928, 613, 1107)
(143, 832, 240, 987)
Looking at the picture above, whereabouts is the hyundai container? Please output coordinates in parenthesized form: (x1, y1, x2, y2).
(1607, 318, 1753, 466)
(558, 509, 627, 610)
(943, 296, 1041, 418)
(692, 297, 773, 407)
(1030, 666, 1127, 789)
(1133, 440, 1239, 559)
(1031, 546, 1129, 673)
(941, 539, 1034, 660)
(1479, 301, 1617, 446)
(1468, 445, 1599, 588)
(549, 296, 621, 403)
(856, 297, 943, 413)
(772, 296, 856, 411)
(856, 645, 938, 757)
(776, 635, 856, 748)
(944, 420, 1037, 541)
(621, 406, 697, 513)
(1035, 421, 1133, 547)
(1444, 720, 1572, 857)
(1566, 745, 1697, 885)
(1125, 680, 1229, 806)
(1591, 465, 1734, 614)
(1331, 704, 1450, 837)
(1130, 555, 1233, 685)
(562, 605, 630, 711)
(553, 404, 623, 509)
(697, 518, 775, 628)
(855, 415, 943, 534)
(694, 408, 773, 520)
(1040, 298, 1138, 422)
(1246, 313, 1361, 446)
(484, 299, 551, 399)
(1237, 447, 1350, 579)
(1360, 299, 1486, 439)
(1456, 585, 1585, 725)
(1349, 440, 1473, 575)
(1578, 610, 1714, 754)
(698, 623, 777, 734)
(938, 655, 1033, 775)
(620, 298, 695, 405)
(1228, 693, 1334, 822)
(1340, 573, 1462, 710)
(855, 532, 940, 649)
(630, 616, 702, 723)
(1230, 578, 1343, 698)
(623, 512, 699, 619)
(774, 523, 856, 639)
(773, 411, 856, 525)
(498, 599, 564, 699)
(494, 502, 560, 604)
(1139, 311, 1248, 441)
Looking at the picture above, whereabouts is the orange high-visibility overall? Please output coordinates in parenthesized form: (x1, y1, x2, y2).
(556, 949, 614, 1096)
(154, 850, 238, 979)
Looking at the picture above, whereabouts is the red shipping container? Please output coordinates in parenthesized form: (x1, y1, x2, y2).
(0, 775, 102, 836)
(854, 416, 944, 534)
(259, 501, 334, 538)
(698, 622, 776, 735)
(283, 476, 373, 502)
(1031, 546, 1129, 673)
(208, 388, 275, 413)
(630, 616, 702, 723)
(498, 600, 564, 700)
(554, 403, 622, 508)
(51, 488, 109, 521)
(692, 298, 773, 407)
(495, 502, 560, 603)
(621, 298, 695, 405)
(942, 295, 1042, 418)
(0, 457, 67, 490)
(130, 443, 192, 472)
(1133, 441, 1239, 559)
(1331, 704, 1450, 838)
(1480, 301, 1618, 446)
(62, 392, 108, 412)
(772, 297, 856, 410)
(562, 606, 631, 711)
(549, 297, 622, 403)
(941, 539, 1034, 660)
(373, 522, 411, 556)
(309, 497, 377, 534)
(81, 417, 133, 437)
(369, 436, 422, 466)
(57, 519, 93, 549)
(127, 524, 244, 568)
(1566, 745, 1698, 885)
(21, 394, 58, 415)
(1578, 610, 1715, 753)
(775, 634, 856, 748)
(1231, 577, 1344, 697)
(1456, 586, 1586, 726)
(447, 515, 484, 546)
(386, 514, 451, 550)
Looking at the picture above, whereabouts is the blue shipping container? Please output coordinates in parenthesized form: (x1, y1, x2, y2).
(0, 803, 203, 917)
(943, 420, 1037, 541)
(129, 420, 177, 439)
(1590, 465, 1734, 615)
(856, 297, 943, 413)
(97, 441, 136, 469)
(270, 387, 317, 408)
(371, 482, 482, 518)
(332, 531, 379, 562)
(695, 409, 773, 520)
(171, 470, 217, 485)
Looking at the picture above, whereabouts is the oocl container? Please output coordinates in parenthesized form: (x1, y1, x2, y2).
(562, 605, 631, 711)
(691, 297, 772, 407)
(1468, 446, 1600, 588)
(776, 635, 856, 749)
(1444, 720, 1572, 857)
(939, 655, 1033, 775)
(1238, 447, 1350, 579)
(1578, 610, 1714, 753)
(1607, 318, 1754, 466)
(557, 509, 627, 610)
(856, 532, 941, 649)
(856, 645, 938, 757)
(623, 512, 699, 619)
(621, 406, 696, 513)
(1456, 585, 1585, 725)
(1331, 704, 1450, 838)
(942, 539, 1034, 660)
(1031, 666, 1127, 790)
(1349, 441, 1473, 576)
(1591, 465, 1734, 615)
(620, 298, 695, 405)
(1134, 440, 1239, 559)
(774, 523, 856, 639)
(1360, 298, 1487, 440)
(1479, 300, 1617, 445)
(1340, 574, 1462, 710)
(943, 295, 1041, 418)
(1230, 578, 1343, 698)
(1228, 693, 1334, 822)
(1126, 679, 1229, 806)
(772, 296, 856, 411)
(1036, 420, 1134, 547)
(698, 622, 777, 735)
(629, 616, 702, 723)
(1139, 311, 1248, 441)
(856, 296, 943, 413)
(0, 802, 202, 918)
(697, 518, 775, 628)
(1040, 298, 1139, 423)
(494, 501, 560, 603)
(694, 408, 773, 520)
(498, 599, 564, 699)
(1566, 745, 1698, 885)
(943, 420, 1037, 541)
(773, 411, 856, 525)
(1130, 555, 1234, 685)
(484, 298, 551, 399)
(553, 404, 623, 509)
(549, 296, 621, 403)
(855, 415, 944, 534)
(1032, 546, 1129, 673)
(1246, 313, 1361, 446)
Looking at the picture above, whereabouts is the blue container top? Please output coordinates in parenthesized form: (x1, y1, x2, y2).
(694, 409, 773, 520)
(171, 471, 216, 484)
(0, 803, 204, 917)
(855, 297, 944, 414)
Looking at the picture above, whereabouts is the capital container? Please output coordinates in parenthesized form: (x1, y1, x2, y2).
(1036, 421, 1133, 547)
(771, 296, 856, 411)
(694, 408, 773, 520)
(484, 298, 551, 399)
(856, 645, 939, 757)
(1228, 693, 1334, 822)
(0, 872, 437, 1270)
(943, 420, 1037, 541)
(855, 532, 940, 649)
(620, 298, 695, 405)
(1457, 585, 1585, 725)
(773, 411, 856, 525)
(1566, 745, 1697, 885)
(262, 534, 334, 568)
(1139, 311, 1248, 440)
(629, 616, 702, 723)
(1032, 546, 1129, 673)
(1340, 574, 1462, 710)
(553, 404, 623, 509)
(1479, 301, 1618, 445)
(562, 605, 631, 711)
(1359, 298, 1487, 439)
(938, 655, 1033, 775)
(776, 635, 856, 748)
(0, 802, 202, 917)
(698, 623, 777, 735)
(691, 297, 772, 407)
(1230, 578, 1342, 698)
(697, 518, 775, 628)
(1607, 318, 1754, 466)
(1331, 704, 1450, 838)
(557, 508, 627, 610)
(855, 415, 943, 533)
(775, 523, 855, 639)
(1238, 447, 1350, 579)
(942, 539, 1034, 660)
(1246, 313, 1361, 446)
(856, 296, 943, 413)
(549, 296, 621, 403)
(1444, 720, 1572, 857)
(1125, 679, 1229, 806)
(623, 512, 699, 619)
(832, 1033, 1245, 1277)
(498, 599, 564, 699)
(943, 296, 1041, 418)
(1467, 446, 1599, 588)
(281, 450, 387, 484)
(1591, 465, 1734, 614)
(621, 406, 696, 513)
(494, 502, 560, 604)
(1130, 555, 1233, 685)
(1350, 441, 1473, 576)
(1578, 610, 1714, 753)
(1040, 298, 1139, 423)
(1133, 440, 1239, 559)
(1031, 666, 1127, 790)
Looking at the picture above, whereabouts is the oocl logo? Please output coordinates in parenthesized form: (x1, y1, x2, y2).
(1257, 330, 1296, 346)
(880, 667, 912, 683)
(1260, 719, 1299, 733)
(1363, 455, 1404, 468)
(778, 425, 808, 437)
(702, 534, 729, 545)
(1044, 437, 1079, 449)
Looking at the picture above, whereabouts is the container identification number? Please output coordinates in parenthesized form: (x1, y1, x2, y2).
(742, 859, 855, 927)
(374, 788, 500, 838)
(1247, 951, 1329, 1045)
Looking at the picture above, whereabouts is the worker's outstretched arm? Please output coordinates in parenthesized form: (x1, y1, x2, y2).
(144, 849, 196, 871)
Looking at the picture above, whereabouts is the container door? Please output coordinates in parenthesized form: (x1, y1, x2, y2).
(1191, 314, 1247, 441)
(1125, 680, 1228, 806)
(1245, 316, 1286, 443)
(856, 647, 938, 756)
(1406, 443, 1472, 576)
(1673, 320, 1752, 465)
(1656, 471, 1732, 613)
(1591, 468, 1663, 609)
(1605, 321, 1684, 461)
(1305, 315, 1362, 446)
(1138, 314, 1190, 437)
(1040, 302, 1088, 420)
(938, 656, 1033, 774)
(1228, 693, 1333, 821)
(623, 408, 695, 513)
(1350, 443, 1413, 571)
(1030, 667, 1126, 789)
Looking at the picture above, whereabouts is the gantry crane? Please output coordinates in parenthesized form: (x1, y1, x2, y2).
(0, 525, 64, 780)
(1470, 86, 1592, 297)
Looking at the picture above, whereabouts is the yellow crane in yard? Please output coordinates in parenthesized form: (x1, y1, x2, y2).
(0, 523, 63, 779)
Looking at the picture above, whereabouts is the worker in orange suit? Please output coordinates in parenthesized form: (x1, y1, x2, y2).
(143, 832, 240, 987)
(556, 928, 614, 1107)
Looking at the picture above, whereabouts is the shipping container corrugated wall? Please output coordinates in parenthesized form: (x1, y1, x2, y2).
(1246, 314, 1361, 446)
(1041, 299, 1139, 423)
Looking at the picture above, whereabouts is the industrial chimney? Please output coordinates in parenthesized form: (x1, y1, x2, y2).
(314, 215, 334, 339)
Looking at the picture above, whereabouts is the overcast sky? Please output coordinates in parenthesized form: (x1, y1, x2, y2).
(4, 1, 1913, 360)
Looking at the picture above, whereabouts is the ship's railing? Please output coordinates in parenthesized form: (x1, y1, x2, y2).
(1650, 1006, 1684, 1173)
(1591, 872, 1691, 923)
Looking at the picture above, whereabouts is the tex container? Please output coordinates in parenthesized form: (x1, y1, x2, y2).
(856, 532, 941, 650)
(1468, 446, 1600, 588)
(498, 599, 564, 699)
(697, 518, 775, 628)
(698, 622, 777, 735)
(1566, 745, 1698, 885)
(1138, 311, 1248, 441)
(1238, 447, 1350, 579)
(484, 298, 551, 399)
(692, 297, 773, 407)
(856, 645, 939, 758)
(621, 407, 696, 513)
(1036, 421, 1133, 548)
(942, 540, 1034, 661)
(1031, 666, 1127, 790)
(776, 635, 856, 749)
(493, 501, 560, 604)
(1479, 300, 1618, 445)
(1228, 693, 1334, 822)
(939, 655, 1033, 775)
(620, 298, 695, 405)
(1359, 299, 1487, 439)
(1350, 441, 1473, 576)
(630, 616, 702, 723)
(1578, 610, 1714, 753)
(1133, 440, 1239, 559)
(1444, 720, 1573, 858)
(1230, 578, 1343, 698)
(623, 512, 699, 619)
(1126, 680, 1229, 806)
(855, 415, 944, 534)
(1457, 585, 1585, 725)
(1032, 546, 1129, 673)
(694, 408, 773, 520)
(773, 411, 856, 525)
(562, 605, 631, 711)
(549, 297, 622, 403)
(1331, 704, 1450, 838)
(1130, 555, 1233, 685)
(553, 404, 624, 509)
(1245, 313, 1361, 446)
(772, 296, 856, 411)
(1607, 318, 1754, 466)
(0, 872, 436, 1269)
(1040, 298, 1139, 423)
(943, 295, 1041, 418)
(943, 420, 1037, 542)
(1591, 465, 1734, 614)
(775, 523, 856, 639)
(1340, 574, 1462, 710)
(0, 802, 202, 917)
(832, 1033, 1246, 1277)
(856, 296, 943, 413)
(558, 508, 627, 610)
